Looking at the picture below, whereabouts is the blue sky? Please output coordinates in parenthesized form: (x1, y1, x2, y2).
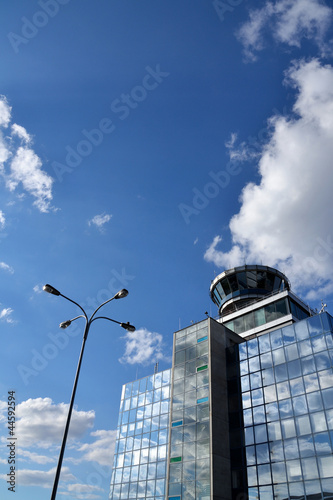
(1, 0, 333, 498)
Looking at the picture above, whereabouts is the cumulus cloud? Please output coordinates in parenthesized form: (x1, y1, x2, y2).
(1, 466, 76, 489)
(16, 397, 95, 448)
(88, 213, 112, 232)
(0, 397, 114, 497)
(11, 123, 31, 143)
(0, 96, 11, 127)
(204, 59, 333, 301)
(237, 0, 332, 61)
(78, 429, 117, 466)
(19, 449, 55, 464)
(119, 327, 169, 365)
(0, 95, 55, 212)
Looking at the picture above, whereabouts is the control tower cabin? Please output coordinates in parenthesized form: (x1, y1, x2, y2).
(210, 265, 312, 338)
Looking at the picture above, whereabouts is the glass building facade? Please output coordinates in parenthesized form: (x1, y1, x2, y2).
(109, 266, 333, 499)
(227, 312, 333, 499)
(109, 369, 171, 499)
(168, 322, 210, 500)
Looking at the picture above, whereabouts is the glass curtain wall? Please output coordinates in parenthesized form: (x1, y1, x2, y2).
(109, 369, 171, 500)
(167, 321, 210, 500)
(228, 312, 333, 499)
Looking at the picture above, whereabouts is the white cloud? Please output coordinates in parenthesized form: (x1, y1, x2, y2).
(0, 307, 14, 323)
(119, 327, 169, 365)
(7, 147, 54, 213)
(19, 449, 55, 464)
(0, 210, 5, 229)
(67, 483, 104, 494)
(16, 397, 95, 448)
(0, 261, 13, 273)
(78, 429, 117, 466)
(204, 59, 333, 301)
(0, 466, 76, 488)
(33, 284, 43, 294)
(0, 95, 55, 212)
(0, 95, 11, 127)
(11, 123, 31, 143)
(88, 213, 112, 232)
(0, 397, 113, 497)
(237, 0, 332, 61)
(0, 400, 7, 423)
(225, 131, 260, 163)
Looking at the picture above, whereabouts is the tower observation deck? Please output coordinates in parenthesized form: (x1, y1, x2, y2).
(210, 265, 290, 317)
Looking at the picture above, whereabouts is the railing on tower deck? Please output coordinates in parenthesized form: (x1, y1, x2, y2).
(214, 287, 316, 320)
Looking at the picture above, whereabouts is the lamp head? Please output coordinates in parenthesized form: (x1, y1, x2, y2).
(120, 322, 135, 332)
(43, 284, 61, 296)
(59, 320, 71, 329)
(114, 289, 129, 299)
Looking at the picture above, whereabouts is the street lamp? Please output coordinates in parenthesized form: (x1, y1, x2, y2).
(43, 284, 135, 500)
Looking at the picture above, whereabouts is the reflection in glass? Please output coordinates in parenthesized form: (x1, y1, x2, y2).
(281, 418, 296, 439)
(257, 464, 271, 485)
(256, 443, 269, 464)
(310, 411, 328, 433)
(271, 461, 287, 483)
(254, 424, 267, 444)
(293, 395, 308, 416)
(284, 437, 299, 459)
(270, 440, 284, 462)
(307, 391, 323, 412)
(253, 405, 265, 425)
(290, 377, 304, 397)
(286, 459, 302, 481)
(318, 455, 333, 478)
(267, 421, 281, 441)
(314, 432, 332, 455)
(275, 363, 288, 382)
(296, 415, 311, 437)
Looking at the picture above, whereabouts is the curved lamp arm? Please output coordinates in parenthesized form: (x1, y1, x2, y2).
(89, 289, 129, 322)
(91, 316, 135, 331)
(43, 284, 88, 322)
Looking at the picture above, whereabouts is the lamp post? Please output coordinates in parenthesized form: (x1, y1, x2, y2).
(43, 284, 135, 500)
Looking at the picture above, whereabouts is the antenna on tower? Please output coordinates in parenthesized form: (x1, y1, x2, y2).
(154, 362, 159, 374)
(319, 300, 327, 313)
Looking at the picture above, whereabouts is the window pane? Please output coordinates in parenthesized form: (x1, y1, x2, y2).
(281, 419, 296, 439)
(296, 415, 311, 436)
(286, 459, 302, 481)
(317, 455, 333, 478)
(310, 412, 327, 433)
(271, 462, 287, 483)
(298, 435, 315, 458)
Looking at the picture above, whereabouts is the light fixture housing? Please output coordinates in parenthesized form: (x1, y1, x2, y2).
(120, 322, 135, 332)
(114, 289, 129, 299)
(43, 284, 61, 296)
(59, 320, 71, 329)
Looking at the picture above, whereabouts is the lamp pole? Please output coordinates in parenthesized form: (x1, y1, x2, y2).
(43, 284, 135, 500)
